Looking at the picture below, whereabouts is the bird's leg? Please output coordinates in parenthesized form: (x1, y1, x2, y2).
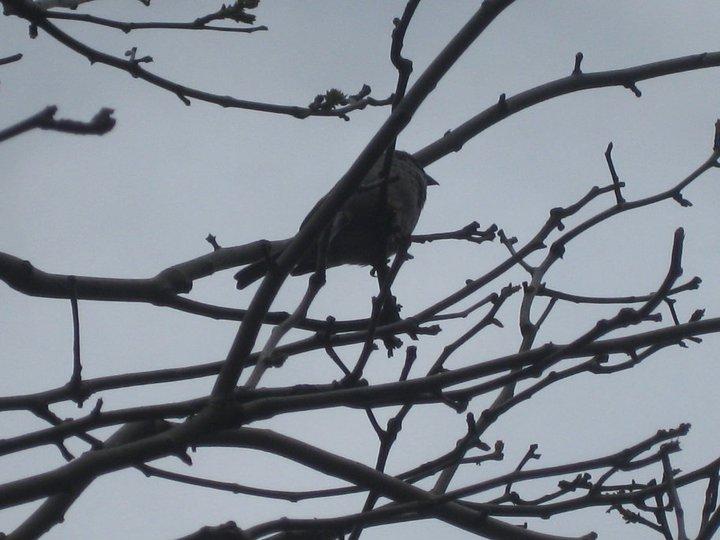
(372, 258, 403, 357)
(373, 259, 399, 321)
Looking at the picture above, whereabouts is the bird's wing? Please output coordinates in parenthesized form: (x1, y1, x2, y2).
(298, 192, 326, 231)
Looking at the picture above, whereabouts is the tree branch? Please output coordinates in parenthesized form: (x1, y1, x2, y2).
(2, 0, 389, 118)
(43, 9, 268, 33)
(414, 51, 720, 166)
(0, 105, 114, 142)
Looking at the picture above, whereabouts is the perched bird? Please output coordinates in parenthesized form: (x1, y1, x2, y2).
(234, 150, 438, 289)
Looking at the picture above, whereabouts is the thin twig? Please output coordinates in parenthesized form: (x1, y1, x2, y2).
(661, 449, 688, 540)
(604, 142, 625, 204)
(67, 275, 83, 405)
(538, 277, 701, 305)
(0, 53, 23, 66)
(245, 273, 325, 389)
(3, 0, 389, 118)
(411, 222, 497, 244)
(43, 10, 268, 33)
(0, 105, 114, 143)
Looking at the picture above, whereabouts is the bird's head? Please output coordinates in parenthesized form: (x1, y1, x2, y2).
(393, 150, 439, 187)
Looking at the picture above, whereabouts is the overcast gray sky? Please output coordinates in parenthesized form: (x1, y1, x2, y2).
(3, 2, 720, 539)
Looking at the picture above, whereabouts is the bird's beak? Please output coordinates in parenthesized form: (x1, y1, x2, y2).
(425, 173, 439, 186)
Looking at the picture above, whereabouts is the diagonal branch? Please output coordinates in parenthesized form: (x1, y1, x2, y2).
(203, 427, 594, 540)
(6, 420, 172, 539)
(414, 51, 720, 166)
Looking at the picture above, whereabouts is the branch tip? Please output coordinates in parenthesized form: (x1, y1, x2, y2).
(572, 51, 583, 75)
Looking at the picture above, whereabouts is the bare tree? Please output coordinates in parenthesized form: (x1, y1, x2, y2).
(2, 1, 720, 539)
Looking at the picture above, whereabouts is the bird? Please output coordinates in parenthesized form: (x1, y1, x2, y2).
(234, 150, 438, 289)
